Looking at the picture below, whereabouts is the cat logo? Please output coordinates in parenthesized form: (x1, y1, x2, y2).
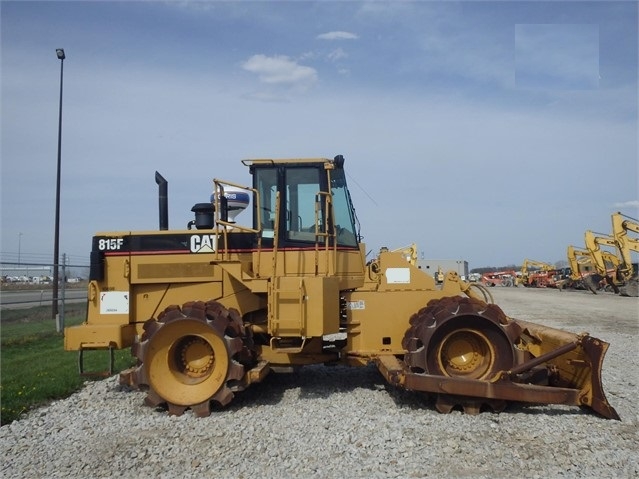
(190, 234, 217, 253)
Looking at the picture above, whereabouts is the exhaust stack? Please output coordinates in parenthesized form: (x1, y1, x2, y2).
(155, 171, 168, 231)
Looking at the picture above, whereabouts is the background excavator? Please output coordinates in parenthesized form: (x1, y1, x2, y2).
(584, 212, 639, 297)
(64, 156, 619, 419)
(611, 212, 639, 297)
(584, 231, 624, 294)
(562, 245, 599, 293)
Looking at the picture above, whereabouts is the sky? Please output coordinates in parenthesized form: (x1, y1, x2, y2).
(1, 0, 637, 270)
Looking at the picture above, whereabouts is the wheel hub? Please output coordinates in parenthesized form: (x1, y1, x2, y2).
(179, 337, 214, 377)
(438, 329, 492, 379)
(443, 338, 479, 372)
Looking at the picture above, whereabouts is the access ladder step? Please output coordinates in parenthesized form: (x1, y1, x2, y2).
(78, 342, 115, 377)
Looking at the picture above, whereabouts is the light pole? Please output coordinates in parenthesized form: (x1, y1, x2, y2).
(53, 48, 65, 319)
(18, 232, 23, 266)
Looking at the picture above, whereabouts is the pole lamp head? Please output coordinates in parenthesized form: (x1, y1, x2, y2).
(56, 48, 65, 60)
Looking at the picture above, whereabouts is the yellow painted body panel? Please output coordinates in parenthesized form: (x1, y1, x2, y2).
(344, 289, 446, 355)
(64, 322, 136, 350)
(268, 275, 340, 337)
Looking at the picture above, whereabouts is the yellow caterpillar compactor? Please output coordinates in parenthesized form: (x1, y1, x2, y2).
(64, 156, 619, 419)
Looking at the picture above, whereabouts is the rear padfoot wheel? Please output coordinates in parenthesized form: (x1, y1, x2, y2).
(122, 300, 253, 417)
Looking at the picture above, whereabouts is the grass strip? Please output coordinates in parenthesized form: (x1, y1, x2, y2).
(1, 304, 135, 425)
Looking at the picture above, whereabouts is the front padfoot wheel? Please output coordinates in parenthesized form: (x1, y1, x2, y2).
(402, 296, 521, 414)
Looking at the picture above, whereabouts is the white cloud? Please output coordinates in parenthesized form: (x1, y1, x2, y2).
(242, 54, 318, 89)
(241, 91, 290, 103)
(327, 48, 348, 62)
(613, 200, 639, 209)
(299, 51, 317, 61)
(316, 31, 359, 41)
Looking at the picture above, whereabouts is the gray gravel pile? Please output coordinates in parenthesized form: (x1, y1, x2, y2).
(2, 289, 638, 478)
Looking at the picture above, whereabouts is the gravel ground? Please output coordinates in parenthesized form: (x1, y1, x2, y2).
(1, 287, 638, 478)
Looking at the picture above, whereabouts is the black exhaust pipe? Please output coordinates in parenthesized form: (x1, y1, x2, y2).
(155, 171, 168, 230)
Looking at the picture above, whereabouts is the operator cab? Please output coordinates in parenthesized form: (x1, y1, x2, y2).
(249, 155, 360, 249)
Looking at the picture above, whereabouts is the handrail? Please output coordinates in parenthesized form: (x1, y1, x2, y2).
(212, 179, 261, 265)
